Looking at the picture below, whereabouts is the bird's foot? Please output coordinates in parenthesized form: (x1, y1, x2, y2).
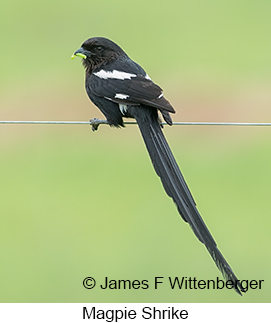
(90, 118, 100, 132)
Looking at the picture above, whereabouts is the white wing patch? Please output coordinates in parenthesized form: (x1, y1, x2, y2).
(119, 104, 128, 115)
(94, 70, 137, 80)
(158, 93, 164, 99)
(145, 74, 152, 80)
(115, 93, 129, 100)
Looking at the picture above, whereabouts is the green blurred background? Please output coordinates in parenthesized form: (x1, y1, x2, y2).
(0, 0, 270, 303)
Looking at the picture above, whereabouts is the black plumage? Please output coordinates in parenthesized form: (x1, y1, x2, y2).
(73, 37, 245, 295)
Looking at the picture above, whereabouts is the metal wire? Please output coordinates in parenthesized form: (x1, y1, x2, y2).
(1, 120, 271, 126)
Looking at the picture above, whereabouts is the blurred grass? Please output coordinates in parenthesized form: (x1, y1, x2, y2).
(0, 0, 270, 303)
(0, 127, 270, 302)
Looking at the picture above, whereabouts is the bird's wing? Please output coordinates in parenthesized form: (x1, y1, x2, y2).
(89, 71, 175, 114)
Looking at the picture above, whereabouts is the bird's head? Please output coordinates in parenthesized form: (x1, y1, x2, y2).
(72, 37, 126, 72)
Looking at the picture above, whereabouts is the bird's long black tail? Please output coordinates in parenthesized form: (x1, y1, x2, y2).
(132, 106, 245, 295)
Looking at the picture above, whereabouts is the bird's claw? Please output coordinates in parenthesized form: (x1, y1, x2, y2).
(90, 118, 100, 132)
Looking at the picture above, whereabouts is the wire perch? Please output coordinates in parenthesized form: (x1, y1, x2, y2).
(1, 119, 271, 129)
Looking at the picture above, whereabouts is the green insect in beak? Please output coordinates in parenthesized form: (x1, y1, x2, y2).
(71, 53, 87, 60)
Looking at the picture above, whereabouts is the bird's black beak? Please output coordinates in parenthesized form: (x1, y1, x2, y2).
(71, 48, 91, 60)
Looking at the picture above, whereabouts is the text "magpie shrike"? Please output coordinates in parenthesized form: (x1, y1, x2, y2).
(72, 37, 245, 295)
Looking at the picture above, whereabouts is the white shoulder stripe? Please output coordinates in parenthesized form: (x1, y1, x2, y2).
(145, 74, 152, 80)
(158, 93, 164, 99)
(94, 69, 137, 80)
(115, 93, 129, 100)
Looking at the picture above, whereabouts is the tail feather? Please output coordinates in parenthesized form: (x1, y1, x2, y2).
(133, 106, 245, 295)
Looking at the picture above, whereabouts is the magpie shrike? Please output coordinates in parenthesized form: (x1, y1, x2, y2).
(72, 37, 245, 295)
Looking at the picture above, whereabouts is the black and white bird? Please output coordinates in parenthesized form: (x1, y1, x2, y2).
(72, 37, 245, 295)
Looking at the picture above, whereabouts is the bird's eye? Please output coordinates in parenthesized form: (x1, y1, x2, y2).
(96, 46, 103, 52)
